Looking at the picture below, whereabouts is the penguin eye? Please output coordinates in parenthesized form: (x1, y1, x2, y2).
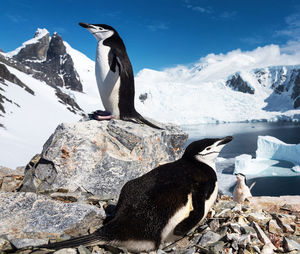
(206, 147, 211, 151)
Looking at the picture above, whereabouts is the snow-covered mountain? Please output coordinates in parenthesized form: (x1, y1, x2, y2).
(0, 29, 102, 168)
(1, 29, 300, 168)
(135, 46, 300, 124)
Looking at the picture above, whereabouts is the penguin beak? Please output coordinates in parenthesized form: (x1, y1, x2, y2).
(217, 136, 233, 146)
(79, 22, 90, 29)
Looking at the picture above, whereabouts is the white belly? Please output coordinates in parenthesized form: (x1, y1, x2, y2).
(203, 182, 218, 219)
(162, 193, 194, 242)
(95, 42, 120, 117)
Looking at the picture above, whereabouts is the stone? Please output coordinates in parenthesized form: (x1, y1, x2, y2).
(252, 221, 276, 252)
(50, 192, 80, 203)
(20, 119, 187, 199)
(0, 192, 105, 248)
(198, 231, 221, 247)
(78, 245, 92, 254)
(248, 196, 300, 212)
(10, 238, 49, 249)
(268, 219, 283, 234)
(0, 237, 13, 251)
(0, 165, 24, 192)
(207, 241, 225, 253)
(174, 247, 195, 254)
(237, 234, 251, 248)
(1, 175, 24, 191)
(208, 219, 220, 232)
(54, 248, 77, 254)
(214, 208, 232, 218)
(273, 214, 296, 233)
(247, 212, 271, 226)
(241, 225, 257, 236)
(229, 223, 242, 234)
(283, 237, 300, 252)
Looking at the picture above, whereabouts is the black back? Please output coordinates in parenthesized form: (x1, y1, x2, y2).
(100, 25, 136, 118)
(101, 156, 217, 245)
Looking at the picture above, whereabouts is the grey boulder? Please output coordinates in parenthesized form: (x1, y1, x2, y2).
(0, 192, 105, 248)
(20, 119, 188, 199)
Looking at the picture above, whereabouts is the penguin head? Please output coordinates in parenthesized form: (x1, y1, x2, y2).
(183, 136, 233, 166)
(79, 22, 116, 41)
(235, 173, 247, 184)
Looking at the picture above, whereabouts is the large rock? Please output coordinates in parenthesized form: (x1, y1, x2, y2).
(226, 73, 255, 94)
(13, 28, 50, 62)
(0, 192, 105, 248)
(20, 119, 188, 199)
(0, 165, 24, 192)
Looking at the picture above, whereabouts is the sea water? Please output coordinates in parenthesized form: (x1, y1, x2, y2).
(182, 122, 300, 196)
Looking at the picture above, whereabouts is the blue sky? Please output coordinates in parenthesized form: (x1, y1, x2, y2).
(1, 0, 300, 73)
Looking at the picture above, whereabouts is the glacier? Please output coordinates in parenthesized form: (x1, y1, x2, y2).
(235, 136, 300, 177)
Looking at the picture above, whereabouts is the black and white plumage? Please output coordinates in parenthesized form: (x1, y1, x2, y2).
(35, 136, 233, 252)
(79, 22, 161, 129)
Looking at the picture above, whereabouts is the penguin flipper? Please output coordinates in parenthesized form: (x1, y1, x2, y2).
(173, 208, 205, 236)
(249, 181, 256, 190)
(173, 193, 205, 236)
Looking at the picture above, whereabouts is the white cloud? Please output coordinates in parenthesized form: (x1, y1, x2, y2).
(240, 35, 264, 46)
(147, 23, 169, 32)
(219, 11, 237, 19)
(186, 4, 212, 14)
(6, 13, 27, 23)
(137, 44, 300, 84)
(276, 8, 300, 54)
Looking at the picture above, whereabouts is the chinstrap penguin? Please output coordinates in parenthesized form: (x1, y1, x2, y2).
(32, 136, 233, 252)
(79, 22, 161, 129)
(233, 173, 255, 203)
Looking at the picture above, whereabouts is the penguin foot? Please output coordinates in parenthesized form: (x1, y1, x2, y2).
(89, 110, 114, 121)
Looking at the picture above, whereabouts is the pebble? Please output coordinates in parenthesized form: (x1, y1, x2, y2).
(268, 219, 283, 234)
(2, 194, 299, 254)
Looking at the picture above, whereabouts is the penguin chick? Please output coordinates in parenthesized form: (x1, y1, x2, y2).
(35, 136, 233, 252)
(233, 173, 255, 203)
(79, 22, 161, 129)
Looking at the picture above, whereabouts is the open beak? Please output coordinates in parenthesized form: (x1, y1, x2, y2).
(217, 136, 233, 146)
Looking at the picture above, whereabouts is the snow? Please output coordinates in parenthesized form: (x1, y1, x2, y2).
(4, 28, 49, 58)
(234, 136, 300, 177)
(63, 41, 103, 113)
(0, 42, 102, 168)
(292, 165, 300, 173)
(135, 45, 300, 125)
(2, 33, 300, 169)
(0, 67, 81, 168)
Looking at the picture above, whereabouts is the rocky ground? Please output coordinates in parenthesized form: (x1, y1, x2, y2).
(0, 120, 299, 254)
(0, 167, 299, 254)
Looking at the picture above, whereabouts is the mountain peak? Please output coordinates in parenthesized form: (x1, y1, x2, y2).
(34, 28, 49, 39)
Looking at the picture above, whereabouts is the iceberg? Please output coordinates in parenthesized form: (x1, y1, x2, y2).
(234, 136, 300, 177)
(256, 135, 300, 165)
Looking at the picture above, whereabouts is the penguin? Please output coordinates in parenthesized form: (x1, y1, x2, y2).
(79, 22, 161, 129)
(33, 136, 233, 252)
(233, 173, 255, 203)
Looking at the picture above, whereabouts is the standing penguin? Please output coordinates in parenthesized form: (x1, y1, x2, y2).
(79, 22, 160, 129)
(33, 136, 233, 252)
(233, 173, 255, 203)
